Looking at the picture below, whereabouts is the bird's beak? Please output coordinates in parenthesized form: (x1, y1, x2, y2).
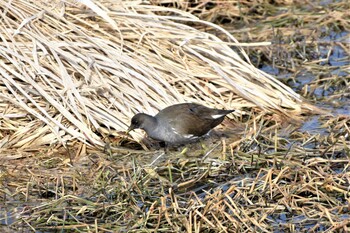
(126, 125, 134, 134)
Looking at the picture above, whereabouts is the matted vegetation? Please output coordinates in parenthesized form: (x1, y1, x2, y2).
(0, 0, 349, 232)
(1, 113, 349, 232)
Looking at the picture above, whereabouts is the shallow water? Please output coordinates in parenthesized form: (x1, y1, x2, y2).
(262, 30, 349, 119)
(259, 30, 349, 231)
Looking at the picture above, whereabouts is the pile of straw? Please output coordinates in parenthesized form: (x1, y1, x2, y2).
(0, 0, 307, 148)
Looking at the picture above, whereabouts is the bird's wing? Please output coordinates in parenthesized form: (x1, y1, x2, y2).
(189, 104, 234, 120)
(168, 107, 217, 136)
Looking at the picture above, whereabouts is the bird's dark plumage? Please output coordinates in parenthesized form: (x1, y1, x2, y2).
(128, 103, 234, 145)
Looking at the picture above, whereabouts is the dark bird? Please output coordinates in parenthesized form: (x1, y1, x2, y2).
(127, 103, 234, 145)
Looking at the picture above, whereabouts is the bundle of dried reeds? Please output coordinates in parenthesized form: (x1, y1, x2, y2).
(0, 0, 308, 148)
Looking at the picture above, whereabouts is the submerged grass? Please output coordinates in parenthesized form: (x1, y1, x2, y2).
(0, 0, 349, 232)
(1, 112, 349, 232)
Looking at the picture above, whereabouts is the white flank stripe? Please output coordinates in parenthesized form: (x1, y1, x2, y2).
(171, 127, 179, 135)
(211, 114, 224, 119)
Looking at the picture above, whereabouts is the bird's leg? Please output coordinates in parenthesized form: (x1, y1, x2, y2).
(200, 139, 208, 150)
(179, 146, 188, 155)
(162, 141, 169, 154)
(199, 139, 209, 156)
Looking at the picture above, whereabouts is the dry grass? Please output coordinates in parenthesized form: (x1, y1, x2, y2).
(0, 0, 313, 149)
(0, 0, 349, 232)
(1, 113, 349, 232)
